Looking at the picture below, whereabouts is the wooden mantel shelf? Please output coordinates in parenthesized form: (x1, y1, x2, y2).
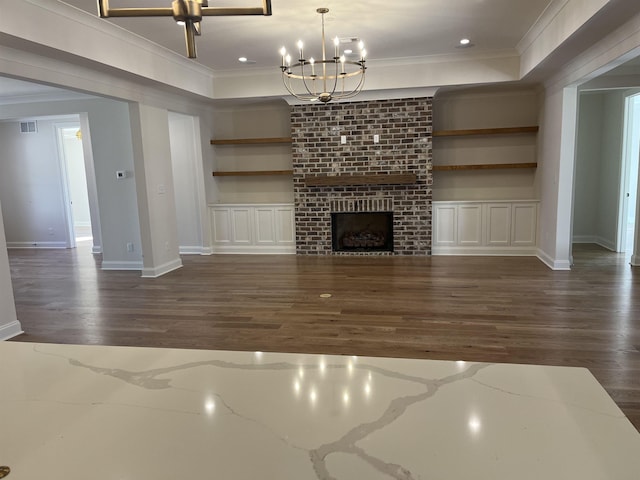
(305, 173, 417, 187)
(211, 137, 292, 145)
(432, 126, 539, 137)
(433, 163, 537, 171)
(212, 170, 293, 177)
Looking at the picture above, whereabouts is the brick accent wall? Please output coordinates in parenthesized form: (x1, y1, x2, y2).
(292, 97, 433, 255)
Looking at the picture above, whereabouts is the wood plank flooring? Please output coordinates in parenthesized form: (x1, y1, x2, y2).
(7, 244, 640, 431)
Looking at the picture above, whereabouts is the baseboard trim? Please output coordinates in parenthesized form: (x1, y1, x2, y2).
(7, 241, 67, 249)
(536, 248, 571, 270)
(572, 236, 616, 251)
(431, 246, 538, 256)
(179, 246, 211, 255)
(0, 320, 23, 340)
(141, 258, 183, 278)
(211, 245, 296, 254)
(101, 260, 143, 271)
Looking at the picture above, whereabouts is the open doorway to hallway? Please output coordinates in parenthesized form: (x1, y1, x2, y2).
(572, 89, 640, 265)
(56, 123, 93, 248)
(618, 94, 640, 261)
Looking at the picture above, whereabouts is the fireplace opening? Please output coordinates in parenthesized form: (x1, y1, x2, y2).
(331, 212, 394, 252)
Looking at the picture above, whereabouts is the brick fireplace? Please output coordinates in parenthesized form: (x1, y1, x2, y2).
(291, 97, 433, 255)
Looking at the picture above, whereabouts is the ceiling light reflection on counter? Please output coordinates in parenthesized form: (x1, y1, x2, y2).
(204, 399, 215, 415)
(468, 415, 482, 434)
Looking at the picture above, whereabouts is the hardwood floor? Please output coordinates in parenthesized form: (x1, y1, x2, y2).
(7, 244, 640, 431)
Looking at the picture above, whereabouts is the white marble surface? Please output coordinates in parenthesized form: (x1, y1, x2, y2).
(1, 342, 639, 479)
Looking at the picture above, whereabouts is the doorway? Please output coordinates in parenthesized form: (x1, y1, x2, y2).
(618, 94, 640, 262)
(56, 123, 92, 247)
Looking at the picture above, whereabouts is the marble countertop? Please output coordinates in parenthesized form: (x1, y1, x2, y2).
(1, 342, 639, 479)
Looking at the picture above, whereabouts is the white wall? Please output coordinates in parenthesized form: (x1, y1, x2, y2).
(0, 197, 22, 340)
(129, 103, 182, 277)
(573, 91, 625, 250)
(573, 93, 603, 240)
(210, 101, 293, 204)
(169, 112, 209, 254)
(60, 125, 91, 227)
(0, 118, 72, 247)
(432, 88, 540, 201)
(598, 91, 626, 246)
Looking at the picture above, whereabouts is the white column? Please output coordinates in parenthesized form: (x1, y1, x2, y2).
(129, 103, 182, 277)
(0, 197, 23, 340)
(537, 85, 577, 270)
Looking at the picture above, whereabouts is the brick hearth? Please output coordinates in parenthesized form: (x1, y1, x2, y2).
(291, 97, 433, 255)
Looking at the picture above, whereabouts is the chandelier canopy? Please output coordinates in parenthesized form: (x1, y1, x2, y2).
(279, 8, 367, 103)
(97, 0, 272, 59)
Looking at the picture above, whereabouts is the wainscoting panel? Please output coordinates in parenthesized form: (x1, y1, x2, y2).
(512, 204, 537, 246)
(209, 204, 295, 254)
(433, 201, 538, 256)
(433, 205, 456, 245)
(458, 204, 482, 246)
(486, 204, 511, 246)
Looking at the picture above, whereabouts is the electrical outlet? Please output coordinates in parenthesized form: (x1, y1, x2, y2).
(341, 135, 347, 144)
(373, 134, 380, 143)
(126, 242, 134, 252)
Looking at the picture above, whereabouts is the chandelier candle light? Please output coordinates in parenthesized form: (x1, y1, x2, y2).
(279, 8, 367, 103)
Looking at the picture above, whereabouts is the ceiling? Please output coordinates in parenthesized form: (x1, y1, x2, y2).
(2, 0, 640, 104)
(59, 0, 554, 71)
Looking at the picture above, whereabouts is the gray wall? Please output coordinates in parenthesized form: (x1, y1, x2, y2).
(573, 91, 625, 250)
(0, 118, 73, 247)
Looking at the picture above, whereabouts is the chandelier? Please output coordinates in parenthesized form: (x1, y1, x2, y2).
(97, 0, 272, 59)
(279, 8, 367, 103)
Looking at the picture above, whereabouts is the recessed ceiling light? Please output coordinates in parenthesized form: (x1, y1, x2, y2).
(238, 57, 248, 62)
(456, 38, 474, 49)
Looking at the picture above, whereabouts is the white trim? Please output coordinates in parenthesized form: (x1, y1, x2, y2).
(572, 235, 598, 243)
(432, 246, 538, 256)
(101, 260, 143, 271)
(537, 248, 572, 270)
(179, 246, 210, 255)
(0, 320, 23, 340)
(211, 245, 295, 255)
(573, 235, 617, 251)
(283, 88, 439, 105)
(6, 241, 67, 249)
(141, 258, 183, 278)
(55, 121, 81, 250)
(631, 254, 640, 266)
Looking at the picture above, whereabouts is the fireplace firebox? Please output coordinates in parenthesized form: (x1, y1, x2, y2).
(331, 212, 394, 253)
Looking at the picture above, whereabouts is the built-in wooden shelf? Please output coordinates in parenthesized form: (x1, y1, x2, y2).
(305, 173, 417, 187)
(432, 126, 539, 137)
(211, 137, 292, 145)
(433, 163, 537, 171)
(212, 170, 293, 177)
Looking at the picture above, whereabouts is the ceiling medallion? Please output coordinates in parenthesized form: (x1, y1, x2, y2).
(279, 8, 367, 103)
(97, 0, 272, 58)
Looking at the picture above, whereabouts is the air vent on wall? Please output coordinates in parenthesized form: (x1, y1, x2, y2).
(19, 121, 37, 133)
